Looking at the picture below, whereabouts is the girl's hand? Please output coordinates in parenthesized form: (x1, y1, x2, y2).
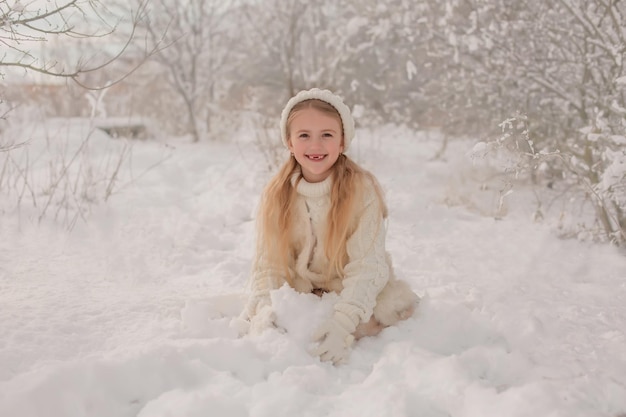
(311, 311, 357, 364)
(249, 304, 277, 335)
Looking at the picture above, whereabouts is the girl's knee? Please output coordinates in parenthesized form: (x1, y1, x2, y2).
(397, 302, 416, 320)
(373, 279, 419, 326)
(354, 300, 416, 340)
(354, 316, 384, 340)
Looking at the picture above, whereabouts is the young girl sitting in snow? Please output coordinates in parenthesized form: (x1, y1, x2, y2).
(242, 88, 419, 364)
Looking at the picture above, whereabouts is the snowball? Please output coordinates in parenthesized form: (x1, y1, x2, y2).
(270, 285, 337, 348)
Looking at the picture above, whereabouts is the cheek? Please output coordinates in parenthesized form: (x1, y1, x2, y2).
(290, 142, 301, 154)
(287, 139, 296, 153)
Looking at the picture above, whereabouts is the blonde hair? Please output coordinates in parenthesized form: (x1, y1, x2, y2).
(254, 99, 387, 286)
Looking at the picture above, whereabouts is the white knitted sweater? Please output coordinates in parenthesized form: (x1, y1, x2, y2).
(247, 172, 391, 326)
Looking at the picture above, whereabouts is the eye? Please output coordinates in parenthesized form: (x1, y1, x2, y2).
(322, 132, 334, 138)
(298, 133, 309, 139)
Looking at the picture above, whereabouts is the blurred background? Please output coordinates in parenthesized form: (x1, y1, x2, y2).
(1, 0, 625, 246)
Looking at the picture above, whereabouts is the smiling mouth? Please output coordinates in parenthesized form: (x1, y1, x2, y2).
(306, 154, 327, 161)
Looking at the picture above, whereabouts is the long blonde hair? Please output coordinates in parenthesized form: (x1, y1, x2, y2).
(255, 99, 387, 285)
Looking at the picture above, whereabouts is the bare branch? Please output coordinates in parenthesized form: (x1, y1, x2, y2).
(0, 140, 30, 152)
(1, 0, 161, 89)
(8, 0, 79, 26)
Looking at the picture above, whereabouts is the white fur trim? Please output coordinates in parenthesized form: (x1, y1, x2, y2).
(280, 88, 355, 151)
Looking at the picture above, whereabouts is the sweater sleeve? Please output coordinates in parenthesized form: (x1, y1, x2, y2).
(334, 186, 389, 325)
(245, 248, 285, 318)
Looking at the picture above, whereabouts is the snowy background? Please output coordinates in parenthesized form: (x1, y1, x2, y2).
(1, 118, 626, 417)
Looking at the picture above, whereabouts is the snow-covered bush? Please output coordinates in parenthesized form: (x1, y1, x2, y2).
(0, 114, 157, 229)
(594, 136, 626, 245)
(474, 112, 626, 246)
(249, 114, 285, 173)
(469, 114, 551, 220)
(601, 148, 626, 211)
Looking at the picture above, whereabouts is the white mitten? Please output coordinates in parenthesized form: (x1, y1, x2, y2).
(248, 304, 277, 335)
(311, 310, 357, 364)
(230, 311, 251, 337)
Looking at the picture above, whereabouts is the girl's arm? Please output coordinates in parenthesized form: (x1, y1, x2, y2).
(336, 188, 390, 326)
(311, 187, 389, 363)
(238, 255, 286, 335)
(245, 252, 285, 318)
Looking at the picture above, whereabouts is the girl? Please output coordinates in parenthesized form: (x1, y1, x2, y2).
(243, 88, 419, 364)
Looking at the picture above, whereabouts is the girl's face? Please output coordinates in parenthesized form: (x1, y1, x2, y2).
(287, 107, 344, 183)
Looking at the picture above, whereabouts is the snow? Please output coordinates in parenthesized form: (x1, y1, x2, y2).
(2, 121, 626, 417)
(406, 60, 417, 81)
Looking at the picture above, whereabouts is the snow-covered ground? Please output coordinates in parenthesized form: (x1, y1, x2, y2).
(1, 120, 625, 417)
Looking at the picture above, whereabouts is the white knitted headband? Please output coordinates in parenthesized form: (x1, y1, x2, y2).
(280, 88, 355, 151)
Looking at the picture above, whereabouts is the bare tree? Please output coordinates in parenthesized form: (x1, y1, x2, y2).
(236, 0, 361, 111)
(422, 0, 626, 244)
(478, 0, 626, 244)
(139, 0, 238, 142)
(1, 0, 157, 89)
(0, 0, 168, 154)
